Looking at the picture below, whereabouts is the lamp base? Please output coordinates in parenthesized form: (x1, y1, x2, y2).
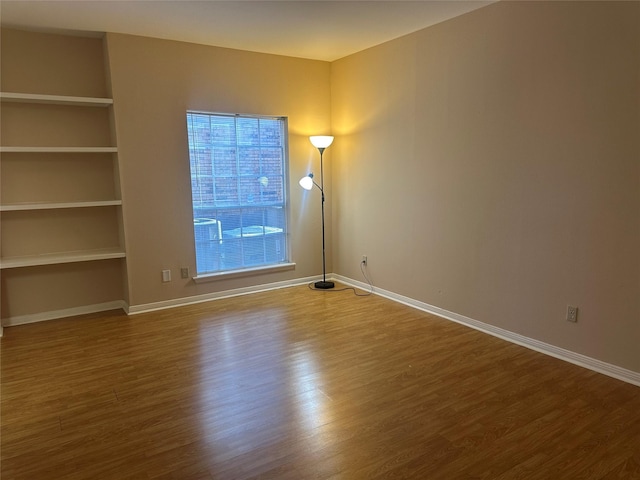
(314, 280, 335, 289)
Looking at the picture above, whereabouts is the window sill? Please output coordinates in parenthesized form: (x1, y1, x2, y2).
(193, 262, 296, 284)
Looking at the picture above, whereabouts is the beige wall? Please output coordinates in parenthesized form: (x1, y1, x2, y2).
(105, 33, 332, 306)
(332, 1, 640, 371)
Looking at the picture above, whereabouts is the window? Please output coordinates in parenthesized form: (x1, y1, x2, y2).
(187, 112, 289, 275)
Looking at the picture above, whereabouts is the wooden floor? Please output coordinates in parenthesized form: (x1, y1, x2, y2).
(2, 285, 639, 480)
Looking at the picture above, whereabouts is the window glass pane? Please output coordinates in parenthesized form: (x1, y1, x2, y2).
(221, 238, 243, 270)
(213, 147, 236, 176)
(261, 148, 283, 176)
(266, 233, 286, 263)
(237, 117, 259, 145)
(238, 147, 260, 175)
(260, 119, 283, 147)
(264, 207, 286, 230)
(219, 208, 242, 232)
(192, 175, 214, 208)
(187, 112, 288, 274)
(214, 177, 238, 206)
(262, 176, 284, 204)
(189, 114, 211, 144)
(239, 177, 261, 205)
(211, 116, 236, 144)
(241, 208, 265, 229)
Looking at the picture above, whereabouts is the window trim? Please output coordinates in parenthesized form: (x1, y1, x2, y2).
(192, 262, 296, 283)
(186, 111, 291, 276)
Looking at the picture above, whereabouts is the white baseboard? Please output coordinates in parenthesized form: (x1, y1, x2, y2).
(333, 274, 640, 387)
(2, 301, 127, 327)
(126, 275, 321, 315)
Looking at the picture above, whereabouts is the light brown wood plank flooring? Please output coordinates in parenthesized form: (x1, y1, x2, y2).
(2, 285, 639, 479)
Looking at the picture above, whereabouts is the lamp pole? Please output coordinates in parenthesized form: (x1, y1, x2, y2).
(316, 146, 333, 289)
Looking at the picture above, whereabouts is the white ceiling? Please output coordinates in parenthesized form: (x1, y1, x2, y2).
(0, 1, 494, 62)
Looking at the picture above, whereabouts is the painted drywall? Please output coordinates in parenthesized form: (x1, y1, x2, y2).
(331, 1, 640, 372)
(105, 33, 332, 306)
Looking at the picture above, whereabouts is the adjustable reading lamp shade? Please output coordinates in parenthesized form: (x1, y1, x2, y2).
(299, 174, 314, 191)
(300, 135, 334, 289)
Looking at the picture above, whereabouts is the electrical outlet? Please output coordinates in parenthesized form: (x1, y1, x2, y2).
(567, 305, 578, 323)
(362, 255, 367, 266)
(162, 269, 171, 282)
(181, 267, 190, 279)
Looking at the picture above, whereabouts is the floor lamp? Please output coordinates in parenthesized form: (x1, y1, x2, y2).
(300, 135, 334, 289)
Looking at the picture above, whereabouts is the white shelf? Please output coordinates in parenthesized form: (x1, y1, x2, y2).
(0, 146, 117, 153)
(0, 92, 113, 107)
(0, 200, 122, 212)
(0, 248, 126, 269)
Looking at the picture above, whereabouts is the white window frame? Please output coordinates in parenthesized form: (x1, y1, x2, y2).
(186, 111, 293, 281)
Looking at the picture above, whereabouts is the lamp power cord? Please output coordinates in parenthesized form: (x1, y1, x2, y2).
(308, 259, 373, 296)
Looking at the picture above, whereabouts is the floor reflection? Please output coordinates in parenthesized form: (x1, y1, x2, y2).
(196, 307, 334, 469)
(290, 347, 331, 432)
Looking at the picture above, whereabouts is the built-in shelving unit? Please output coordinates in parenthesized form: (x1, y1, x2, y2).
(0, 92, 125, 269)
(1, 27, 127, 325)
(0, 91, 125, 272)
